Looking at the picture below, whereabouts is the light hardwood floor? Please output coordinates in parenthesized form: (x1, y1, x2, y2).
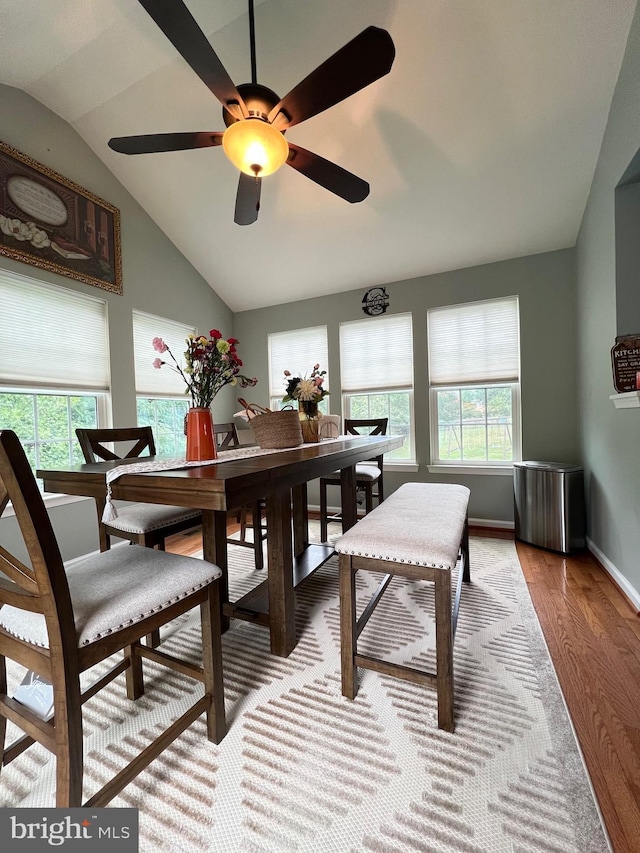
(514, 536, 640, 853)
(167, 520, 640, 853)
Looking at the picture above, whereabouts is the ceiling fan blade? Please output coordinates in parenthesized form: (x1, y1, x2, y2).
(108, 132, 223, 155)
(268, 26, 395, 130)
(234, 173, 261, 226)
(137, 0, 247, 120)
(286, 144, 369, 203)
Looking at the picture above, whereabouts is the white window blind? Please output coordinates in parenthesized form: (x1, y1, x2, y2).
(428, 297, 520, 385)
(0, 269, 109, 391)
(133, 310, 195, 397)
(268, 326, 329, 399)
(340, 314, 414, 393)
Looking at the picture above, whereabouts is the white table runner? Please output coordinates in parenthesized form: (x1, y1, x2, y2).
(102, 439, 344, 521)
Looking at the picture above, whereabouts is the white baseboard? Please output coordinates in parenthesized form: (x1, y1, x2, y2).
(308, 504, 345, 516)
(587, 537, 640, 612)
(469, 517, 514, 530)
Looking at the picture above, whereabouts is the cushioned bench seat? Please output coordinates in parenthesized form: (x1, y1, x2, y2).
(334, 482, 471, 732)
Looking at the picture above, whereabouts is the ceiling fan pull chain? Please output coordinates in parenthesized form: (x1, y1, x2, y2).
(248, 0, 257, 85)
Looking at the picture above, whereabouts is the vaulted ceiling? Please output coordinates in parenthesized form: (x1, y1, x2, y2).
(0, 0, 636, 310)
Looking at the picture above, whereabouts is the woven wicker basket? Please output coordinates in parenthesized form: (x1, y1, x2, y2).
(250, 408, 303, 449)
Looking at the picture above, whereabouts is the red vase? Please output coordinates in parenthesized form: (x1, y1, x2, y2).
(185, 407, 217, 462)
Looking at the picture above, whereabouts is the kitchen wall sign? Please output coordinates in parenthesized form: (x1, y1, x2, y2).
(611, 334, 640, 392)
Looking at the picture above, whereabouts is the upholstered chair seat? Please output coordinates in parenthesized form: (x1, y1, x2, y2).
(104, 503, 200, 536)
(321, 463, 382, 485)
(0, 545, 219, 648)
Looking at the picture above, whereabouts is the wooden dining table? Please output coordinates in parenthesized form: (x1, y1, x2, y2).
(38, 434, 403, 657)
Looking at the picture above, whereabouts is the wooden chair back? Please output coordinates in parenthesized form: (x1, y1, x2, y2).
(75, 426, 156, 463)
(0, 429, 76, 674)
(214, 422, 240, 450)
(318, 418, 389, 541)
(344, 418, 388, 437)
(344, 418, 388, 468)
(75, 426, 200, 555)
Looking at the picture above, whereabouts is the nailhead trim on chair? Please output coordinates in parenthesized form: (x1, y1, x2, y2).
(0, 545, 221, 648)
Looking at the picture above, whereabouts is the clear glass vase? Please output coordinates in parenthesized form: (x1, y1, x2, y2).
(298, 401, 321, 443)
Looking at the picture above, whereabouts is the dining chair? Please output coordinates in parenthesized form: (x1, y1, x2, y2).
(319, 418, 388, 542)
(214, 422, 267, 570)
(0, 429, 226, 807)
(75, 426, 201, 552)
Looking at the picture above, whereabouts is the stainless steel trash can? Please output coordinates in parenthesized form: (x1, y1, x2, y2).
(514, 462, 585, 554)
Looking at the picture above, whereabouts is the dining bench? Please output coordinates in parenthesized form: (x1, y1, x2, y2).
(334, 482, 471, 732)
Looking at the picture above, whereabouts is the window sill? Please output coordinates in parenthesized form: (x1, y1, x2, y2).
(2, 493, 91, 519)
(385, 462, 419, 473)
(610, 391, 640, 409)
(427, 464, 513, 476)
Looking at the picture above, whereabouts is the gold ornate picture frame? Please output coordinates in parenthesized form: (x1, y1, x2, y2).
(0, 141, 122, 294)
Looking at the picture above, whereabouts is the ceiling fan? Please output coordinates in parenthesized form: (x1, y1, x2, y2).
(108, 0, 395, 225)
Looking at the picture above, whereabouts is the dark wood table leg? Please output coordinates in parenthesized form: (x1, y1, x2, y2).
(201, 508, 230, 632)
(266, 487, 296, 656)
(292, 482, 309, 557)
(340, 464, 357, 532)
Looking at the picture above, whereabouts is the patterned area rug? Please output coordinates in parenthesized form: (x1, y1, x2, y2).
(0, 531, 610, 853)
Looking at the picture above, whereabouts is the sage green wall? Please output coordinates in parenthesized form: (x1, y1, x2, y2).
(0, 85, 234, 561)
(234, 248, 579, 524)
(575, 3, 640, 604)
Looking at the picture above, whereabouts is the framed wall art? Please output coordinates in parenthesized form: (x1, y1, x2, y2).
(0, 141, 122, 294)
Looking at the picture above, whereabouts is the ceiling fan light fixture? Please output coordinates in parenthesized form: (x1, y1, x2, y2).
(222, 118, 289, 177)
(112, 2, 395, 223)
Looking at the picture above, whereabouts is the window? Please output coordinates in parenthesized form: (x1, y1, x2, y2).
(340, 313, 414, 462)
(427, 297, 520, 468)
(133, 311, 194, 455)
(0, 269, 110, 484)
(268, 326, 329, 412)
